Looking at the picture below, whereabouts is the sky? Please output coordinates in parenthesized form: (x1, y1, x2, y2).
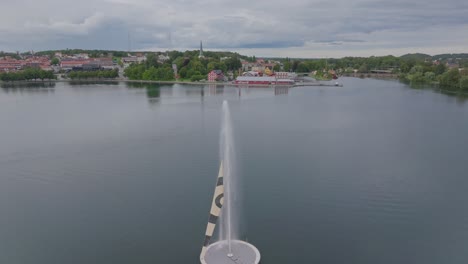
(1, 0, 468, 58)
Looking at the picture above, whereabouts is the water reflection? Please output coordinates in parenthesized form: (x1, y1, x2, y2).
(274, 86, 290, 95)
(125, 82, 161, 104)
(1, 82, 55, 94)
(436, 89, 468, 105)
(405, 81, 468, 105)
(208, 84, 219, 96)
(68, 81, 119, 86)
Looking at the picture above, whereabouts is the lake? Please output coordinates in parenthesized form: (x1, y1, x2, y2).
(1, 78, 468, 264)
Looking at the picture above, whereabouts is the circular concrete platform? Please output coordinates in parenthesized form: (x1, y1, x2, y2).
(201, 240, 261, 264)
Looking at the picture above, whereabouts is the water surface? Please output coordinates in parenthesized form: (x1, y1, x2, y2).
(1, 79, 468, 264)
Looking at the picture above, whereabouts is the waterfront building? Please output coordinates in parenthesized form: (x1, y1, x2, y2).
(208, 70, 224, 82)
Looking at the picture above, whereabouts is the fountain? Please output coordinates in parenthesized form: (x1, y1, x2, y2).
(200, 101, 261, 264)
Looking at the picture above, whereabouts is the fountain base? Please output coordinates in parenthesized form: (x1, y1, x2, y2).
(200, 240, 261, 264)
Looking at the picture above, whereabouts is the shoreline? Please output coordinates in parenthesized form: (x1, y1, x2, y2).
(0, 78, 339, 87)
(0, 78, 225, 86)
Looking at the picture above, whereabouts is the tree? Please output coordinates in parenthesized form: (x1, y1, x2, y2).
(433, 63, 446, 75)
(190, 74, 204, 81)
(291, 61, 300, 72)
(179, 67, 188, 79)
(187, 59, 206, 75)
(439, 68, 460, 89)
(283, 61, 291, 72)
(460, 76, 468, 91)
(424, 72, 436, 82)
(409, 65, 424, 74)
(224, 57, 242, 71)
(145, 53, 159, 68)
(207, 62, 216, 72)
(358, 64, 368, 73)
(124, 63, 146, 80)
(296, 63, 309, 73)
(51, 57, 59, 65)
(400, 62, 410, 73)
(142, 67, 158, 80)
(156, 67, 175, 81)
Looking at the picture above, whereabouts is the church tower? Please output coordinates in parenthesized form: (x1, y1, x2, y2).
(199, 41, 204, 58)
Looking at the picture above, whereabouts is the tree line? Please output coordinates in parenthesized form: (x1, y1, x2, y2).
(68, 69, 119, 79)
(276, 55, 468, 91)
(124, 51, 242, 82)
(0, 68, 55, 81)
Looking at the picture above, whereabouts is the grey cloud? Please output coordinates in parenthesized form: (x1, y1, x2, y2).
(0, 0, 467, 56)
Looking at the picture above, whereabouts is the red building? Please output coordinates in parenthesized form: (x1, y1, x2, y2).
(208, 70, 224, 82)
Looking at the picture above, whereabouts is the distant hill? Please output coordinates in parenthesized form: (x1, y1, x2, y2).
(401, 53, 468, 61)
(400, 53, 432, 60)
(432, 53, 468, 60)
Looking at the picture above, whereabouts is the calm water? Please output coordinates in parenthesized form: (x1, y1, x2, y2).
(1, 79, 468, 264)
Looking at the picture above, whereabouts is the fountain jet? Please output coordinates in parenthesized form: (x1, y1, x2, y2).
(200, 101, 260, 264)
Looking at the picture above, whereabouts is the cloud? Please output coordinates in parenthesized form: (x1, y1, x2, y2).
(0, 0, 467, 57)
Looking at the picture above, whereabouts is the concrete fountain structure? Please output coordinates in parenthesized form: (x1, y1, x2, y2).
(200, 101, 261, 264)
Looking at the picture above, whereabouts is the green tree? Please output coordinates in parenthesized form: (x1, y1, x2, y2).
(291, 61, 300, 72)
(296, 63, 309, 73)
(409, 65, 424, 74)
(124, 63, 146, 80)
(424, 72, 436, 82)
(224, 57, 242, 71)
(145, 53, 159, 68)
(156, 67, 175, 81)
(190, 74, 205, 81)
(179, 67, 188, 79)
(434, 63, 447, 75)
(459, 76, 468, 91)
(51, 57, 59, 65)
(358, 64, 368, 73)
(400, 62, 410, 73)
(440, 68, 460, 89)
(142, 67, 158, 80)
(283, 61, 291, 72)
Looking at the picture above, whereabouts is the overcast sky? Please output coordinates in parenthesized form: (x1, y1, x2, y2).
(1, 0, 467, 58)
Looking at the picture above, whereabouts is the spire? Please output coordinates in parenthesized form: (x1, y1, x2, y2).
(199, 40, 204, 58)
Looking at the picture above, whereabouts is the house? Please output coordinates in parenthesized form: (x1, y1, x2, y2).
(0, 65, 18, 73)
(82, 63, 101, 71)
(242, 71, 260, 77)
(264, 63, 276, 70)
(60, 59, 90, 71)
(122, 55, 146, 68)
(208, 70, 224, 82)
(275, 72, 292, 79)
(158, 54, 170, 63)
(446, 62, 460, 69)
(92, 57, 115, 69)
(74, 53, 89, 59)
(0, 57, 22, 72)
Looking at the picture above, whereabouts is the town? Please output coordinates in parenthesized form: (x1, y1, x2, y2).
(0, 47, 467, 91)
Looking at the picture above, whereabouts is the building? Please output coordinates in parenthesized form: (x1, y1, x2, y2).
(208, 70, 224, 82)
(0, 56, 51, 72)
(0, 57, 22, 72)
(158, 54, 170, 63)
(446, 62, 460, 69)
(92, 57, 115, 69)
(122, 55, 146, 68)
(60, 59, 90, 71)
